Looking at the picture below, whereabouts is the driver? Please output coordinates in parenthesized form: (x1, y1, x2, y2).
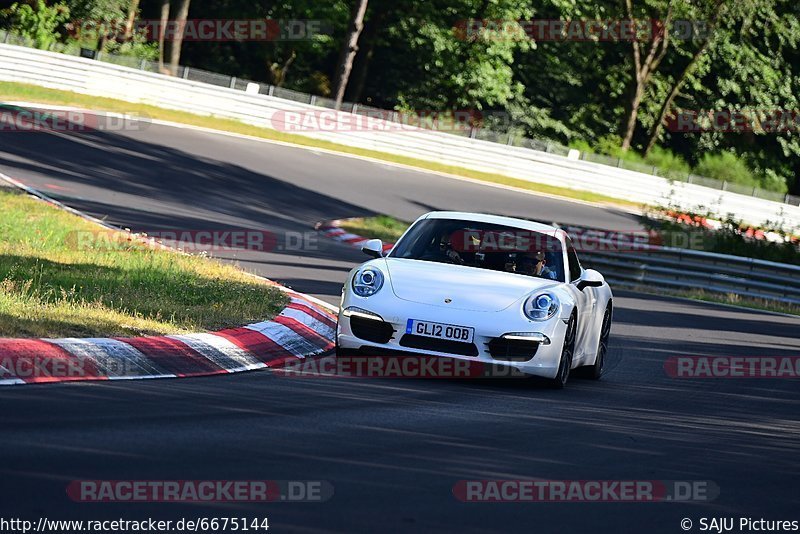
(519, 251, 557, 280)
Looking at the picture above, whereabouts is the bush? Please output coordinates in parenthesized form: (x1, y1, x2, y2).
(695, 152, 757, 188)
(645, 146, 691, 180)
(568, 139, 593, 153)
(4, 1, 69, 50)
(594, 134, 627, 158)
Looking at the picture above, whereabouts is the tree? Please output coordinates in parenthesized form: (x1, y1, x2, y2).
(168, 0, 190, 75)
(123, 0, 140, 40)
(332, 0, 369, 108)
(5, 1, 70, 50)
(620, 0, 674, 150)
(644, 0, 726, 154)
(157, 0, 169, 73)
(66, 0, 128, 51)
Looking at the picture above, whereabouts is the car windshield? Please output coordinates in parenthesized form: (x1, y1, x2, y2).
(389, 218, 565, 282)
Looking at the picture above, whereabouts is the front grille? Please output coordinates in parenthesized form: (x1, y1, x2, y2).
(487, 338, 540, 362)
(350, 316, 395, 344)
(399, 334, 479, 357)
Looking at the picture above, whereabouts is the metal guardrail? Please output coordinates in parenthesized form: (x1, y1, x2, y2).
(1, 28, 798, 209)
(559, 224, 800, 306)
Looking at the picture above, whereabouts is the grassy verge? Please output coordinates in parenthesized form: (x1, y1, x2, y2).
(338, 215, 800, 316)
(339, 215, 408, 243)
(0, 189, 288, 337)
(0, 81, 639, 209)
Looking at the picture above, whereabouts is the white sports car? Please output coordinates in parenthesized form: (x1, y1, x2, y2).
(336, 212, 613, 388)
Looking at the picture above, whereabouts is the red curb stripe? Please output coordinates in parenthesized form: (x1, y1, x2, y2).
(214, 327, 297, 367)
(287, 302, 337, 329)
(121, 337, 224, 377)
(273, 316, 334, 351)
(0, 339, 106, 384)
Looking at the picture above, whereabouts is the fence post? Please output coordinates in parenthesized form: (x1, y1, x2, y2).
(721, 181, 727, 191)
(268, 85, 275, 96)
(229, 76, 237, 89)
(182, 67, 190, 79)
(309, 95, 316, 106)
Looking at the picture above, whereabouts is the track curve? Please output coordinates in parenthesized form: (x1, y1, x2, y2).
(0, 108, 798, 533)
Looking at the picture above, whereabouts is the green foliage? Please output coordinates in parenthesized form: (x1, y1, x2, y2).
(65, 0, 128, 50)
(645, 146, 691, 180)
(4, 0, 69, 50)
(695, 152, 757, 188)
(594, 135, 627, 158)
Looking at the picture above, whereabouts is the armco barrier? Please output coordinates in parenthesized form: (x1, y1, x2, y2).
(579, 247, 800, 306)
(1, 43, 799, 231)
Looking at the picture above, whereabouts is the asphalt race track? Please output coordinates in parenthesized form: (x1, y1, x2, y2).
(1, 110, 798, 533)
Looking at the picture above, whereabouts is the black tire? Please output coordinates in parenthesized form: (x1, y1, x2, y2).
(588, 303, 612, 380)
(334, 335, 355, 357)
(550, 313, 577, 389)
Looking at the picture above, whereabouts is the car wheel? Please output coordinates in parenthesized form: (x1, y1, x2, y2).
(334, 335, 353, 357)
(550, 313, 576, 389)
(588, 304, 612, 380)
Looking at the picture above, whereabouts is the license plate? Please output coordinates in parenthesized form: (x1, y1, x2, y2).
(406, 319, 474, 343)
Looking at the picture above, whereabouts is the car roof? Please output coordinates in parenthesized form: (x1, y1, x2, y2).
(422, 211, 561, 235)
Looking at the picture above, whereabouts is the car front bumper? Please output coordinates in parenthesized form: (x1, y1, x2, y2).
(336, 298, 568, 379)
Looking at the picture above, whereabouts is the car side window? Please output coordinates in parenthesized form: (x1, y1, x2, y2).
(566, 238, 582, 282)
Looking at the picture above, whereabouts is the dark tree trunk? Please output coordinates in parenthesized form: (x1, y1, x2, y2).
(644, 1, 725, 154)
(168, 0, 191, 76)
(124, 0, 141, 40)
(345, 5, 386, 103)
(620, 0, 673, 151)
(157, 0, 170, 73)
(332, 0, 369, 109)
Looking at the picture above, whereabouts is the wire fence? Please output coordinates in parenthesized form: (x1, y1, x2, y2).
(2, 28, 798, 208)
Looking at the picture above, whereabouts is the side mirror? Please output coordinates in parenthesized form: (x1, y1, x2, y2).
(361, 239, 384, 258)
(576, 269, 604, 291)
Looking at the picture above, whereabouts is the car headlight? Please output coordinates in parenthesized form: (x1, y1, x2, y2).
(352, 267, 384, 297)
(523, 292, 559, 321)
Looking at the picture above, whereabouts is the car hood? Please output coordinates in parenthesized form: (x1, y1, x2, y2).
(385, 258, 558, 312)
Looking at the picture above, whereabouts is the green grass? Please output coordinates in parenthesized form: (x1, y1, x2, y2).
(0, 189, 288, 338)
(339, 215, 409, 244)
(0, 81, 640, 209)
(338, 215, 799, 316)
